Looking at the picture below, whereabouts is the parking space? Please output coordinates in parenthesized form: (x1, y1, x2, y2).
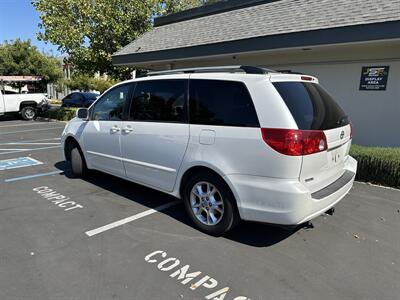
(0, 119, 399, 300)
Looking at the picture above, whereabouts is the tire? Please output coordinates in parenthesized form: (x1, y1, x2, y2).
(21, 106, 37, 120)
(183, 171, 239, 236)
(70, 145, 87, 178)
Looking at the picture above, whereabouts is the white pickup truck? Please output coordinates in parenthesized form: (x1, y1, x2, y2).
(0, 90, 49, 120)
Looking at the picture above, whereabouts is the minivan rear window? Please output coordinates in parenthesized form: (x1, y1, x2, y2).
(273, 82, 349, 130)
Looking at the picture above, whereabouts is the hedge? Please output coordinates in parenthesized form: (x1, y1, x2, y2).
(41, 107, 78, 121)
(350, 145, 400, 189)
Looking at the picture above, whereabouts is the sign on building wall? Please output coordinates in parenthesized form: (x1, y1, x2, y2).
(359, 66, 389, 91)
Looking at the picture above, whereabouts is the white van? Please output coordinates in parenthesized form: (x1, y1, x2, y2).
(61, 66, 357, 235)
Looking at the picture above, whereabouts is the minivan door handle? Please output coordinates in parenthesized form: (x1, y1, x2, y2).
(110, 125, 120, 133)
(122, 126, 134, 134)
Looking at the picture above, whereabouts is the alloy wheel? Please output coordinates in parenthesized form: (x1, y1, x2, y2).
(190, 181, 224, 226)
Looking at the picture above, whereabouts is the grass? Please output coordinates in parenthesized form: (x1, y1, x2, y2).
(350, 144, 400, 189)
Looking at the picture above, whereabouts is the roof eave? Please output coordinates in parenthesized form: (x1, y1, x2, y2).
(112, 21, 400, 67)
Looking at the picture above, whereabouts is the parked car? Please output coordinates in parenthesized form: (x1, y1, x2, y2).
(61, 92, 100, 108)
(61, 66, 357, 236)
(0, 90, 48, 120)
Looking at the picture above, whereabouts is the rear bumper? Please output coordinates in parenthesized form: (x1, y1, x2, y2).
(226, 156, 357, 225)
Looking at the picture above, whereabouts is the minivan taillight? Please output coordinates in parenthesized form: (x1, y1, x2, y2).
(261, 128, 327, 156)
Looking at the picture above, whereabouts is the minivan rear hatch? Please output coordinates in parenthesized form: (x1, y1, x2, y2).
(272, 79, 352, 193)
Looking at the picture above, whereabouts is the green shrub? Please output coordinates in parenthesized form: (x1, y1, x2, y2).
(63, 74, 119, 93)
(350, 145, 400, 188)
(41, 107, 77, 121)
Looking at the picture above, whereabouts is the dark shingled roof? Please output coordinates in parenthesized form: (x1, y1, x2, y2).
(113, 0, 400, 64)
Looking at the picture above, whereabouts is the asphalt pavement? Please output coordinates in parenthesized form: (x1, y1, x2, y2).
(0, 118, 399, 300)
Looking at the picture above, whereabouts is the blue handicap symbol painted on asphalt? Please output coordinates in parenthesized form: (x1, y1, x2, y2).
(0, 157, 43, 171)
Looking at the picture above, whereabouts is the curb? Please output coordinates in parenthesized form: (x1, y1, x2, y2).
(356, 181, 400, 191)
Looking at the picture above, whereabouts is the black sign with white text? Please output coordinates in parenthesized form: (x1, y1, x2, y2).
(359, 66, 389, 91)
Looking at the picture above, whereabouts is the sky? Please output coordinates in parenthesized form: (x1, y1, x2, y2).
(0, 0, 60, 55)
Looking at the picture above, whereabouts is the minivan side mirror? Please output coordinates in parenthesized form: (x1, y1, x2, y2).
(77, 108, 88, 120)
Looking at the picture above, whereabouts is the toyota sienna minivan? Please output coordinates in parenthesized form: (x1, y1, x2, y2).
(61, 66, 357, 236)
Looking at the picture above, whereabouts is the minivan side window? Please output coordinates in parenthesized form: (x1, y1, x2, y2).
(189, 79, 259, 127)
(92, 84, 131, 121)
(129, 79, 187, 123)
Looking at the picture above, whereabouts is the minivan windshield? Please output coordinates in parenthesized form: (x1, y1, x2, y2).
(273, 82, 349, 130)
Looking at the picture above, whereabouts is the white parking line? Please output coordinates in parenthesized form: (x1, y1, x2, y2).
(0, 127, 65, 135)
(5, 170, 63, 182)
(85, 200, 181, 237)
(0, 138, 61, 145)
(3, 142, 60, 145)
(0, 122, 58, 128)
(0, 148, 33, 151)
(0, 145, 61, 155)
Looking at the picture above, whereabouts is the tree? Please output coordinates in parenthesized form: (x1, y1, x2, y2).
(91, 77, 119, 93)
(32, 0, 218, 79)
(63, 74, 93, 92)
(33, 0, 160, 80)
(0, 39, 62, 92)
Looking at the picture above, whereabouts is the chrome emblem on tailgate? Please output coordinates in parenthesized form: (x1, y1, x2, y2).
(340, 131, 345, 140)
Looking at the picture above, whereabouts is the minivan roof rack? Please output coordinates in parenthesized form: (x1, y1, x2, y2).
(145, 65, 276, 77)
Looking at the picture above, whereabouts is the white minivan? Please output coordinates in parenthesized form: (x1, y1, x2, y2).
(61, 66, 357, 235)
